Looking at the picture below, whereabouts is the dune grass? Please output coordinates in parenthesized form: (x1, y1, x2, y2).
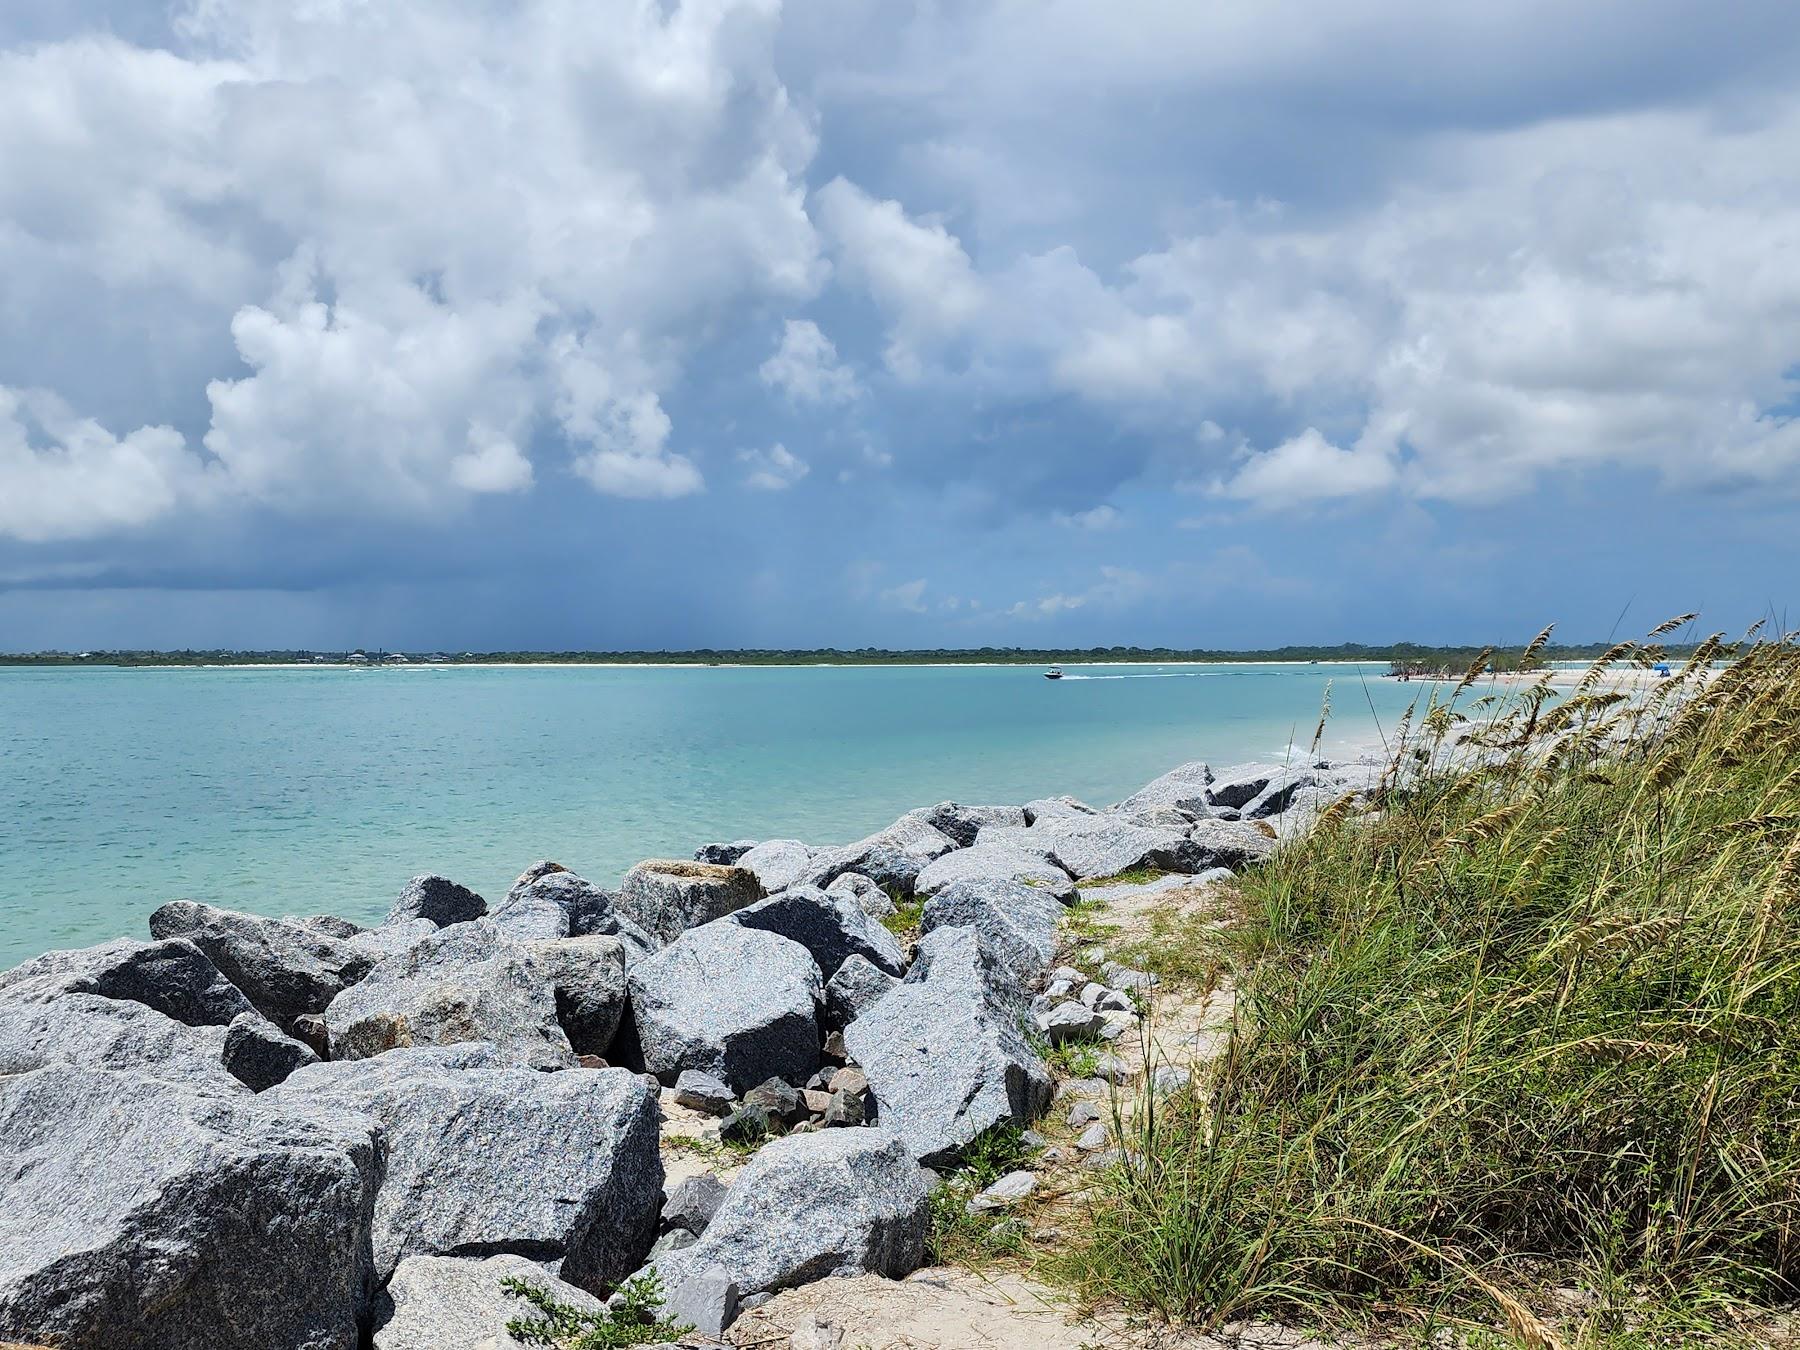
(1060, 624, 1800, 1346)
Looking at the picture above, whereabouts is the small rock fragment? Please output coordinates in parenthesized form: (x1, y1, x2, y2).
(967, 1169, 1037, 1213)
(221, 1010, 318, 1091)
(1094, 1053, 1135, 1084)
(663, 1268, 739, 1338)
(741, 1077, 807, 1125)
(1037, 1000, 1103, 1044)
(827, 1066, 868, 1095)
(720, 1104, 777, 1145)
(662, 1173, 729, 1237)
(1151, 1065, 1192, 1095)
(1101, 962, 1159, 992)
(822, 1088, 866, 1127)
(673, 1069, 734, 1116)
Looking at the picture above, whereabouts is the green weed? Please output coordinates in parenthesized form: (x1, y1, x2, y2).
(501, 1271, 688, 1348)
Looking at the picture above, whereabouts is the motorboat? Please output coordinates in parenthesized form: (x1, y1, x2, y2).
(1044, 666, 1064, 680)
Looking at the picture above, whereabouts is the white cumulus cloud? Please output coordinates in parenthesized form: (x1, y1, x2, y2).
(1054, 504, 1122, 530)
(880, 578, 929, 612)
(760, 320, 861, 405)
(0, 0, 820, 537)
(1217, 429, 1396, 507)
(814, 177, 986, 380)
(0, 387, 219, 542)
(738, 443, 810, 491)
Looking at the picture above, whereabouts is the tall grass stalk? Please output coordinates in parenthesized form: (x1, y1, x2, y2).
(1064, 628, 1800, 1342)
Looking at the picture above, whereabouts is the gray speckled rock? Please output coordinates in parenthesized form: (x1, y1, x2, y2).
(826, 872, 895, 920)
(299, 914, 366, 939)
(0, 1063, 378, 1350)
(672, 1068, 734, 1115)
(1205, 762, 1287, 810)
(822, 954, 900, 1031)
(274, 1048, 662, 1290)
(1118, 804, 1202, 830)
(1186, 818, 1279, 870)
(799, 816, 958, 892)
(0, 993, 237, 1090)
(627, 924, 822, 1094)
(1241, 768, 1326, 818)
(148, 901, 375, 1030)
(1022, 795, 1098, 823)
(520, 935, 627, 1056)
(913, 840, 1075, 902)
(322, 921, 575, 1069)
(384, 875, 488, 928)
(345, 918, 438, 967)
(505, 860, 568, 900)
(1247, 760, 1382, 826)
(222, 1010, 319, 1090)
(694, 840, 758, 866)
(0, 937, 253, 1028)
(1112, 760, 1215, 819)
(667, 1268, 740, 1336)
(372, 1253, 605, 1350)
(918, 878, 1064, 989)
(726, 886, 907, 979)
(906, 802, 1027, 848)
(1036, 1001, 1103, 1044)
(1031, 815, 1203, 880)
(645, 1129, 927, 1303)
(662, 1173, 729, 1236)
(843, 926, 1051, 1166)
(841, 843, 929, 896)
(616, 860, 763, 944)
(735, 839, 816, 893)
(489, 871, 655, 960)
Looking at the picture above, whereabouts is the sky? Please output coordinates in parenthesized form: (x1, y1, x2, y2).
(2, 1, 1798, 652)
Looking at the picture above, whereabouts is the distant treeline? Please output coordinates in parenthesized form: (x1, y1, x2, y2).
(0, 642, 1686, 669)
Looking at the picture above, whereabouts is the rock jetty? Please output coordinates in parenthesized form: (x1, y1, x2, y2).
(0, 756, 1376, 1348)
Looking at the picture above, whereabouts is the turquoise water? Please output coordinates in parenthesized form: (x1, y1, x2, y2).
(0, 662, 1422, 965)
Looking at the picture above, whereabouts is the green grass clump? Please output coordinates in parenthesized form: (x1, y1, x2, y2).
(1082, 866, 1168, 887)
(1108, 905, 1231, 993)
(501, 1271, 688, 1348)
(880, 895, 926, 938)
(1061, 898, 1121, 945)
(1064, 624, 1800, 1345)
(924, 1122, 1036, 1264)
(1042, 1038, 1103, 1080)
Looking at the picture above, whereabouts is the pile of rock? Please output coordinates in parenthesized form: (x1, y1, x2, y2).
(0, 755, 1369, 1348)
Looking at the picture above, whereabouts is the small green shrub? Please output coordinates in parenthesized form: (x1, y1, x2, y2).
(501, 1271, 688, 1348)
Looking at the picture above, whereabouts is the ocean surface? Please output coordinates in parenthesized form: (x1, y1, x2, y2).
(0, 661, 1425, 966)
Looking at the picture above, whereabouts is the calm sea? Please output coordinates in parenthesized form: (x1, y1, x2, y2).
(0, 662, 1424, 966)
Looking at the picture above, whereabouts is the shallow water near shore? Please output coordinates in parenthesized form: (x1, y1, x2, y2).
(0, 661, 1424, 965)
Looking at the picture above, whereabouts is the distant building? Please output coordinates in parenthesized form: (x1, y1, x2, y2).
(347, 651, 369, 664)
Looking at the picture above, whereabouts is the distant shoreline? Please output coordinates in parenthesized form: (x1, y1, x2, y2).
(0, 641, 1675, 671)
(2, 658, 1397, 672)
